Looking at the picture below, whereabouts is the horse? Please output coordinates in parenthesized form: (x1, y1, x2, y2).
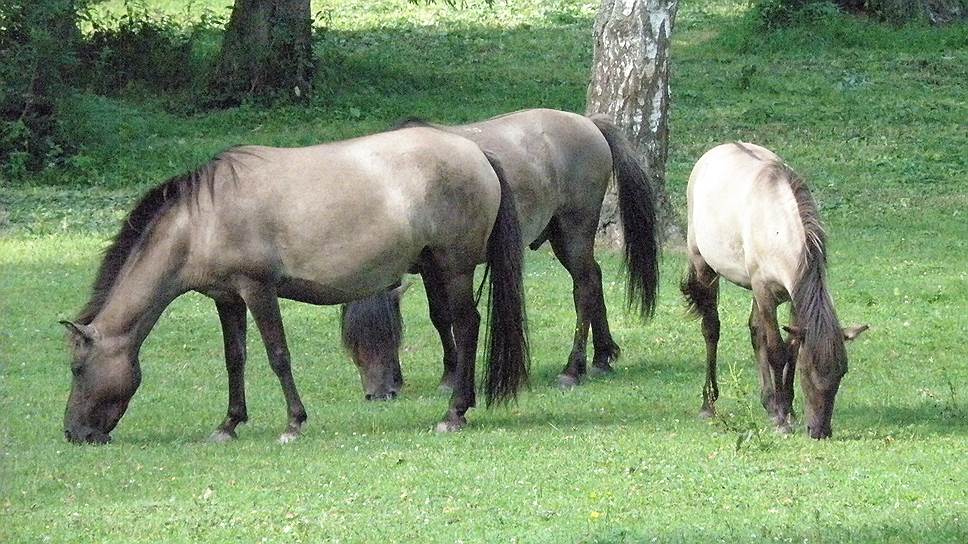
(340, 108, 660, 400)
(60, 126, 529, 444)
(680, 142, 868, 439)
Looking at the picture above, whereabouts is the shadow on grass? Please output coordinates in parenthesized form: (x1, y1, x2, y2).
(580, 517, 967, 544)
(838, 402, 967, 438)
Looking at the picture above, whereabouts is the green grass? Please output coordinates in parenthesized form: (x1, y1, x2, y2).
(2, 1, 967, 542)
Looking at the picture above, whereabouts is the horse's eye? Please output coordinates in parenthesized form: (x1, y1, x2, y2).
(71, 365, 84, 377)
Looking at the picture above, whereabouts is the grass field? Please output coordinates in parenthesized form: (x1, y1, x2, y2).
(2, 0, 966, 542)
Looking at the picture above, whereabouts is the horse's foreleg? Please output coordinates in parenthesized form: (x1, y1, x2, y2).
(212, 295, 248, 442)
(436, 273, 479, 432)
(750, 299, 774, 413)
(753, 292, 792, 432)
(240, 283, 307, 443)
(422, 272, 458, 392)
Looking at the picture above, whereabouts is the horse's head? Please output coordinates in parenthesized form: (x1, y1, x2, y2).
(61, 321, 141, 444)
(342, 283, 410, 401)
(785, 324, 868, 439)
(352, 346, 404, 401)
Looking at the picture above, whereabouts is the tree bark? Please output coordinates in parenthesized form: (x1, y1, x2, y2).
(212, 0, 314, 105)
(587, 0, 680, 247)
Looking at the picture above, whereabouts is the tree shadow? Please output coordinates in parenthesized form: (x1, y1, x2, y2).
(836, 402, 967, 438)
(578, 518, 967, 543)
(310, 20, 595, 123)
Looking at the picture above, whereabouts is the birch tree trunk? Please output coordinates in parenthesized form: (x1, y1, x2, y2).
(587, 0, 679, 246)
(212, 0, 314, 105)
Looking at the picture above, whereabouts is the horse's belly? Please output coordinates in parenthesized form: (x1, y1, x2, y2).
(698, 237, 752, 289)
(280, 248, 414, 304)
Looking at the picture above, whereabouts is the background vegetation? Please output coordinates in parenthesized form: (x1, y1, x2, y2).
(2, 0, 966, 542)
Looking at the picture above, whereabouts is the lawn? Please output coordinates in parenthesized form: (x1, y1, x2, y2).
(1, 0, 966, 542)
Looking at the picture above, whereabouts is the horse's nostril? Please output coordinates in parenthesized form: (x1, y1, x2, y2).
(388, 391, 398, 399)
(365, 394, 374, 401)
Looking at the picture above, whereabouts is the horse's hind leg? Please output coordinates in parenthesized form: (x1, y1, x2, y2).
(421, 271, 459, 392)
(681, 259, 720, 418)
(434, 272, 480, 432)
(239, 283, 307, 443)
(548, 218, 619, 388)
(211, 294, 248, 442)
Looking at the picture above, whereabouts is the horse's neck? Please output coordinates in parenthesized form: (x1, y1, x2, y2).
(91, 219, 189, 353)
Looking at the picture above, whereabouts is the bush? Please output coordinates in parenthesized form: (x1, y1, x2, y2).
(0, 1, 82, 180)
(77, 3, 220, 97)
(752, 0, 966, 28)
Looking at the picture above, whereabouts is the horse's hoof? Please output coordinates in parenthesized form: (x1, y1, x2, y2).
(435, 416, 466, 433)
(775, 422, 794, 435)
(209, 429, 237, 443)
(590, 364, 614, 376)
(557, 374, 580, 389)
(365, 391, 398, 401)
(278, 423, 303, 444)
(278, 431, 300, 444)
(698, 408, 716, 420)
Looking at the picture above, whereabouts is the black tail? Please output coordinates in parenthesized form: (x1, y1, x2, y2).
(591, 115, 660, 319)
(480, 151, 530, 406)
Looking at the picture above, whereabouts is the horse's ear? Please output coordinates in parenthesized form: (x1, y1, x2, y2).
(59, 320, 96, 342)
(842, 324, 869, 342)
(392, 279, 413, 299)
(782, 325, 804, 341)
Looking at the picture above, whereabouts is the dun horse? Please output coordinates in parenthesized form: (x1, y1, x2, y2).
(341, 108, 659, 399)
(681, 142, 867, 439)
(61, 127, 529, 443)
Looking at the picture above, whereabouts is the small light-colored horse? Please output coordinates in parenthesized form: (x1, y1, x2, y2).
(60, 127, 529, 443)
(681, 142, 867, 439)
(341, 109, 660, 399)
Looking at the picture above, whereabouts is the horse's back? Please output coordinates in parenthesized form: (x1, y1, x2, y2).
(194, 129, 500, 300)
(687, 143, 804, 294)
(452, 109, 613, 241)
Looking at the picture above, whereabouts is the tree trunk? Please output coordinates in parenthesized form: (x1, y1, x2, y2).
(212, 0, 314, 105)
(587, 0, 680, 247)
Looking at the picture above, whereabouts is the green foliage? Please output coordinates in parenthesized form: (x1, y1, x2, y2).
(750, 0, 966, 28)
(0, 1, 82, 180)
(77, 2, 218, 97)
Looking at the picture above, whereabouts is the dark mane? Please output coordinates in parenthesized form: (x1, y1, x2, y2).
(76, 151, 241, 324)
(779, 163, 847, 376)
(340, 292, 403, 359)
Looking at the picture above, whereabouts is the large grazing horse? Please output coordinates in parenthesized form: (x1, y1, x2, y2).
(681, 142, 867, 439)
(341, 108, 659, 400)
(60, 127, 529, 443)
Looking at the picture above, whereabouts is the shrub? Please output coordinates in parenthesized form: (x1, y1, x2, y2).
(76, 3, 214, 97)
(752, 0, 967, 28)
(0, 1, 82, 180)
